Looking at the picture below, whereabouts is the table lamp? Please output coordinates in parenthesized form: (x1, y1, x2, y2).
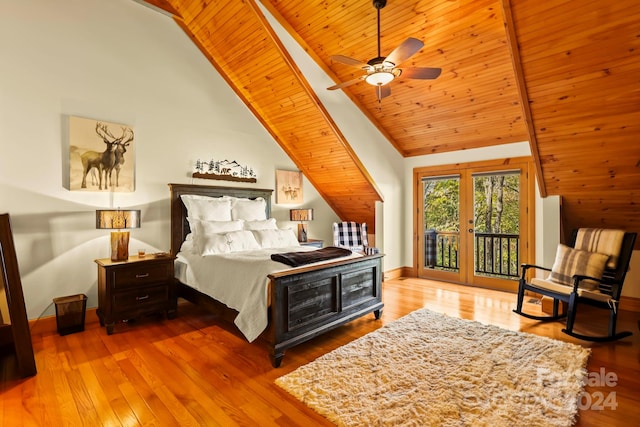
(96, 209, 141, 261)
(290, 208, 314, 242)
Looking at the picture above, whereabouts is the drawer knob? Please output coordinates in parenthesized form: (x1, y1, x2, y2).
(136, 273, 150, 279)
(136, 295, 150, 301)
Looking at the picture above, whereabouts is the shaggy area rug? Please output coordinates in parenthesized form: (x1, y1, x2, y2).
(276, 308, 590, 427)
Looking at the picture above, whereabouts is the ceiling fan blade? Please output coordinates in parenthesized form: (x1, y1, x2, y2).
(375, 85, 391, 102)
(330, 55, 370, 69)
(327, 76, 366, 90)
(399, 67, 442, 80)
(385, 37, 424, 66)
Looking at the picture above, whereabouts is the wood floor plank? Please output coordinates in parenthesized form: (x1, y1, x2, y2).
(2, 278, 639, 426)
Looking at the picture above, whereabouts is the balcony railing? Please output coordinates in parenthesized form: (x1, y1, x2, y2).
(424, 230, 520, 279)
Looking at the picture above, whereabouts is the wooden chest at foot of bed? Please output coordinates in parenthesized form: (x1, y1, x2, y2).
(268, 253, 384, 367)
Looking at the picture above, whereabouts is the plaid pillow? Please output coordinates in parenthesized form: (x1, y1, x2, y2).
(332, 222, 368, 250)
(548, 244, 608, 290)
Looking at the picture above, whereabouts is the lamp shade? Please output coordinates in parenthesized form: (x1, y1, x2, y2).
(96, 210, 141, 230)
(290, 208, 314, 222)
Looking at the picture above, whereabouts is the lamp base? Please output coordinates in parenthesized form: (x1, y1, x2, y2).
(297, 223, 308, 242)
(110, 231, 130, 261)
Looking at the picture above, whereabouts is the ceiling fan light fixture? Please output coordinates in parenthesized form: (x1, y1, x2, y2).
(365, 71, 395, 86)
(326, 0, 441, 98)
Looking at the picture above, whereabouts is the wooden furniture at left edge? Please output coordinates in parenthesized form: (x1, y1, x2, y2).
(169, 183, 384, 367)
(0, 213, 36, 377)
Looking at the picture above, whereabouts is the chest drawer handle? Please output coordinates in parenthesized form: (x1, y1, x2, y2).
(136, 273, 150, 279)
(136, 295, 150, 301)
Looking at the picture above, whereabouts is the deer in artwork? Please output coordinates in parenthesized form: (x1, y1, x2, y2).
(80, 123, 133, 190)
(113, 127, 133, 188)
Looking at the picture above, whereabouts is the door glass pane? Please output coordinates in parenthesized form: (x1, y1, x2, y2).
(472, 172, 520, 280)
(422, 176, 460, 272)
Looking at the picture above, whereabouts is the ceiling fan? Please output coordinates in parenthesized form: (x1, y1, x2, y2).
(327, 0, 441, 102)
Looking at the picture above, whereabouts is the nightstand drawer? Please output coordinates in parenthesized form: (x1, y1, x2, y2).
(113, 285, 169, 313)
(112, 263, 172, 289)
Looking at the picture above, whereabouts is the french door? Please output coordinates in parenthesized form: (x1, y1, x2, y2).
(414, 157, 535, 292)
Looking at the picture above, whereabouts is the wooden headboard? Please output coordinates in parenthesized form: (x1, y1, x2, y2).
(168, 183, 274, 256)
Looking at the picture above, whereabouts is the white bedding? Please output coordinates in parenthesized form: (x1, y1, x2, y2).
(175, 245, 361, 342)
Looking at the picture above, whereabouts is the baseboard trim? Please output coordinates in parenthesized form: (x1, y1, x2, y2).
(385, 267, 640, 313)
(383, 267, 406, 280)
(28, 287, 640, 336)
(29, 307, 99, 336)
(620, 296, 640, 312)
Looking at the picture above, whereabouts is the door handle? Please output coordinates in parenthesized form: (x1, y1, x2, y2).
(468, 228, 474, 233)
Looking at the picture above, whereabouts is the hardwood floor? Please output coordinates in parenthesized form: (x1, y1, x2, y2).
(2, 278, 639, 426)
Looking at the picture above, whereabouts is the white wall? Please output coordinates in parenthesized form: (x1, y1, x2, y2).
(0, 0, 334, 319)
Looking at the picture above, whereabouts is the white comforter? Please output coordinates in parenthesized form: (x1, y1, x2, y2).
(175, 245, 360, 342)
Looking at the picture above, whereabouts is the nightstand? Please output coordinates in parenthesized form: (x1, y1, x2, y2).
(300, 239, 323, 248)
(95, 255, 177, 335)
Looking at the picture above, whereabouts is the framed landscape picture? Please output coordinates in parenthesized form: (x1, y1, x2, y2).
(276, 170, 303, 204)
(68, 116, 135, 192)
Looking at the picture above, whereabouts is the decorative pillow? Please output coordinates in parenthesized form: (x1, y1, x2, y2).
(195, 230, 260, 255)
(243, 218, 278, 231)
(181, 195, 232, 221)
(574, 228, 625, 269)
(548, 244, 609, 290)
(252, 229, 300, 249)
(230, 197, 267, 221)
(189, 219, 244, 235)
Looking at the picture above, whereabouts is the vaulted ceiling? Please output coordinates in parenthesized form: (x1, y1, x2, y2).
(142, 0, 640, 239)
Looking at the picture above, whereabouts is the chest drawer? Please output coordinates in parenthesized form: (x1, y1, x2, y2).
(112, 262, 172, 289)
(113, 285, 169, 313)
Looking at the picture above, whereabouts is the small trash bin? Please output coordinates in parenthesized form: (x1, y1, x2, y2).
(53, 294, 87, 336)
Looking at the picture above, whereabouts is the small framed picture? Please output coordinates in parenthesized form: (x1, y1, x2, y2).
(276, 170, 303, 204)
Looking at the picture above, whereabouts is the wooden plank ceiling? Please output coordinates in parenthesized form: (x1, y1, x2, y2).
(505, 0, 640, 239)
(144, 0, 640, 240)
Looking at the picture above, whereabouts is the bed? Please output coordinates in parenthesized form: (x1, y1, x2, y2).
(169, 183, 384, 367)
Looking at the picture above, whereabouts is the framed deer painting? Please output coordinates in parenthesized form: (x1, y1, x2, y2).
(69, 116, 135, 192)
(276, 169, 303, 204)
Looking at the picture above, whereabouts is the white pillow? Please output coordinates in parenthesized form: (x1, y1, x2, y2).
(181, 194, 232, 221)
(230, 197, 267, 221)
(179, 237, 196, 254)
(196, 230, 260, 255)
(189, 219, 244, 235)
(252, 229, 300, 248)
(244, 218, 278, 231)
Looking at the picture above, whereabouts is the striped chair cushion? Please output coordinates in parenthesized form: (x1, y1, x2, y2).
(574, 228, 625, 269)
(530, 278, 612, 303)
(548, 244, 609, 290)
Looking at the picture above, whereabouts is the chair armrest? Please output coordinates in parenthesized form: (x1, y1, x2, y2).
(521, 263, 552, 272)
(520, 263, 551, 280)
(571, 274, 602, 292)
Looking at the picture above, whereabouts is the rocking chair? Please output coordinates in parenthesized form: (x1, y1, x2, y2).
(513, 228, 637, 342)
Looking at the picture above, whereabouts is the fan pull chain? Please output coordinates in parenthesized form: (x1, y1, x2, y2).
(377, 7, 381, 58)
